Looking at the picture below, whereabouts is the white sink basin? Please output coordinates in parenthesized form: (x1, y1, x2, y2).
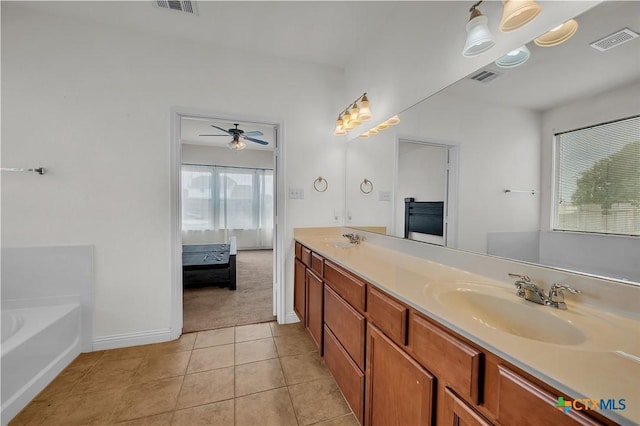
(321, 238, 356, 249)
(426, 282, 625, 350)
(436, 290, 585, 345)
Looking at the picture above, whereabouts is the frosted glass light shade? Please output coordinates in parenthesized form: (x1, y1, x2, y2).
(495, 45, 530, 68)
(534, 19, 578, 47)
(359, 96, 372, 120)
(500, 0, 542, 32)
(334, 117, 346, 135)
(228, 140, 246, 150)
(387, 115, 400, 125)
(463, 14, 495, 57)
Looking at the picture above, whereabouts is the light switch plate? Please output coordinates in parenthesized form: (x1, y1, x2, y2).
(289, 188, 304, 199)
(379, 190, 391, 201)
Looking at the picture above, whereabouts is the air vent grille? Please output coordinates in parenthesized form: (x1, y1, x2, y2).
(155, 0, 197, 15)
(469, 69, 503, 84)
(590, 28, 639, 52)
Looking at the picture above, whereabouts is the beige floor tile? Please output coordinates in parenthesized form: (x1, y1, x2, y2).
(69, 351, 105, 369)
(187, 344, 234, 374)
(101, 345, 150, 361)
(289, 378, 350, 425)
(47, 388, 124, 425)
(112, 376, 183, 422)
(171, 399, 234, 426)
(194, 327, 235, 349)
(34, 362, 91, 401)
(116, 412, 174, 425)
(71, 357, 143, 394)
(176, 367, 234, 409)
(133, 351, 191, 383)
(314, 413, 360, 426)
(235, 322, 272, 342)
(235, 358, 286, 397)
(270, 320, 306, 337)
(280, 352, 331, 385)
(274, 332, 317, 357)
(235, 387, 298, 426)
(9, 400, 57, 425)
(146, 333, 197, 355)
(235, 337, 278, 365)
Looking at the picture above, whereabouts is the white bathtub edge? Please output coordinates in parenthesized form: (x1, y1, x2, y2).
(1, 336, 81, 426)
(92, 328, 172, 351)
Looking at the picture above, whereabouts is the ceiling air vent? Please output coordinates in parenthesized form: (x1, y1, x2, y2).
(590, 28, 639, 52)
(155, 0, 197, 15)
(469, 69, 503, 84)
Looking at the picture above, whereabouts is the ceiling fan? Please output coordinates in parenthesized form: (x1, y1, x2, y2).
(199, 123, 269, 150)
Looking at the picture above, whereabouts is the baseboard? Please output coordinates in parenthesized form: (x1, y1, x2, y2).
(284, 311, 301, 325)
(92, 328, 173, 351)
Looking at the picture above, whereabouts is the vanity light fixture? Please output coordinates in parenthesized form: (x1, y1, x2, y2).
(334, 92, 372, 135)
(499, 0, 542, 32)
(462, 1, 496, 57)
(495, 44, 530, 68)
(534, 19, 578, 47)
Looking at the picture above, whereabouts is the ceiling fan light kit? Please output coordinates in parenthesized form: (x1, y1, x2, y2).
(199, 123, 269, 150)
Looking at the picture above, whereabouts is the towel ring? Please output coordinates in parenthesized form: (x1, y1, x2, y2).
(360, 178, 374, 194)
(313, 176, 328, 192)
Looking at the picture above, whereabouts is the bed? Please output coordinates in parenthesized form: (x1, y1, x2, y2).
(182, 237, 237, 290)
(404, 198, 445, 239)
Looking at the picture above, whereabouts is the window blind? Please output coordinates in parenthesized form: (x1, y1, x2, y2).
(555, 115, 640, 236)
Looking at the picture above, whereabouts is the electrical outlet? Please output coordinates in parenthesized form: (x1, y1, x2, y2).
(289, 188, 304, 199)
(379, 190, 391, 201)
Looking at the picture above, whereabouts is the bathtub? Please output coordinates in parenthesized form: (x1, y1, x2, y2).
(1, 304, 82, 425)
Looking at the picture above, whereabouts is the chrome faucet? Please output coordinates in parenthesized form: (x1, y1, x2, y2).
(508, 273, 580, 310)
(342, 233, 363, 245)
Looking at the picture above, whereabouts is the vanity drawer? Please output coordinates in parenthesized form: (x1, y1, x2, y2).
(409, 311, 482, 404)
(496, 366, 602, 426)
(367, 286, 408, 346)
(311, 252, 324, 277)
(324, 325, 365, 424)
(324, 261, 366, 313)
(324, 285, 366, 370)
(301, 246, 312, 268)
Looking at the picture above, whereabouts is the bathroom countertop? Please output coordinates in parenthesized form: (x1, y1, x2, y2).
(295, 229, 640, 425)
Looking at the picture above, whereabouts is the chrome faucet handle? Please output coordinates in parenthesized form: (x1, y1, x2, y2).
(547, 283, 580, 310)
(508, 273, 531, 282)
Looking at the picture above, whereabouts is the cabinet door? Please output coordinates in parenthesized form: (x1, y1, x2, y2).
(305, 269, 323, 352)
(444, 387, 492, 426)
(366, 324, 435, 426)
(294, 259, 306, 323)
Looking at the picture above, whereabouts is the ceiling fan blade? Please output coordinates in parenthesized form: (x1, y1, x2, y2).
(199, 134, 230, 136)
(210, 125, 231, 134)
(243, 136, 269, 145)
(243, 130, 264, 136)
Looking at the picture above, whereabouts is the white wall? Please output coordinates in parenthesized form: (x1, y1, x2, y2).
(1, 4, 345, 342)
(539, 81, 640, 282)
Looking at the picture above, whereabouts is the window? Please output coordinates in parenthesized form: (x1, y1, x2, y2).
(554, 115, 640, 236)
(181, 164, 274, 248)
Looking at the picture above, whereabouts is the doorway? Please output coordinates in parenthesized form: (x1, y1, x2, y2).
(170, 110, 284, 338)
(393, 138, 458, 247)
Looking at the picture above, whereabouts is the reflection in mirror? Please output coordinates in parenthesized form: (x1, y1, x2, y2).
(345, 1, 640, 284)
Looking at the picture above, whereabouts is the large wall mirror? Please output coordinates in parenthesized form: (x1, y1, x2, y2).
(345, 1, 640, 285)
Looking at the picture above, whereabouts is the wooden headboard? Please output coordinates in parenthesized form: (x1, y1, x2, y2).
(404, 198, 444, 238)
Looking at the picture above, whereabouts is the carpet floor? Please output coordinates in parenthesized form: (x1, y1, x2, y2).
(182, 249, 275, 333)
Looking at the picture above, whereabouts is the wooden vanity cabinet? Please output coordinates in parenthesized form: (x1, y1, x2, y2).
(366, 323, 435, 426)
(293, 258, 306, 324)
(443, 388, 492, 426)
(305, 268, 323, 351)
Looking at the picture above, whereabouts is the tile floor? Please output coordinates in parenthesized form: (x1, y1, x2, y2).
(10, 322, 359, 426)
